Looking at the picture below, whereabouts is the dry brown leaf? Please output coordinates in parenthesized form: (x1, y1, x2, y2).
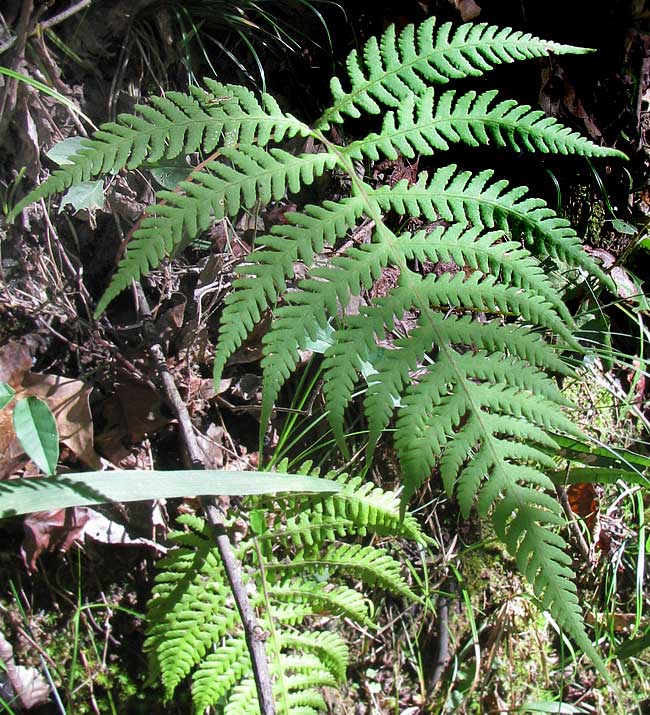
(454, 0, 481, 21)
(0, 631, 50, 710)
(567, 482, 599, 532)
(0, 341, 32, 387)
(21, 508, 91, 572)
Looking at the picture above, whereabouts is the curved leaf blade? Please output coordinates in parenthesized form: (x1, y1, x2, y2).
(0, 470, 341, 519)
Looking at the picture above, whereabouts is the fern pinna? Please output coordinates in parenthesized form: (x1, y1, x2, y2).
(11, 17, 625, 676)
(145, 466, 424, 713)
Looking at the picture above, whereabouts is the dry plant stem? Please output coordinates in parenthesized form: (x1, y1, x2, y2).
(428, 595, 449, 691)
(0, 0, 92, 54)
(133, 282, 276, 715)
(555, 484, 591, 561)
(0, 0, 34, 135)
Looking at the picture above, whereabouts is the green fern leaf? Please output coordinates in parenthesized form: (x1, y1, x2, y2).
(213, 197, 364, 385)
(343, 88, 625, 161)
(374, 167, 615, 287)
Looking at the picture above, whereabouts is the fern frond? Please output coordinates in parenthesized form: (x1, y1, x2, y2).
(147, 467, 420, 711)
(269, 543, 418, 600)
(269, 580, 373, 626)
(364, 311, 573, 453)
(344, 89, 624, 161)
(9, 81, 311, 221)
(279, 631, 349, 683)
(317, 18, 590, 129)
(191, 636, 250, 712)
(259, 238, 391, 429)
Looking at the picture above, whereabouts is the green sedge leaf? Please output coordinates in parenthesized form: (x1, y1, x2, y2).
(0, 470, 341, 519)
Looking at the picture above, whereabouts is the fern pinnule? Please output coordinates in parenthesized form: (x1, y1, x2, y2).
(213, 198, 364, 386)
(94, 148, 336, 316)
(374, 167, 615, 288)
(9, 81, 311, 222)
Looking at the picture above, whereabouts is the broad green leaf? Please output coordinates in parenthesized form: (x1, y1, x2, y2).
(610, 218, 637, 235)
(46, 137, 87, 166)
(148, 161, 191, 189)
(59, 180, 104, 213)
(616, 629, 650, 659)
(0, 382, 15, 410)
(12, 397, 59, 476)
(0, 470, 341, 519)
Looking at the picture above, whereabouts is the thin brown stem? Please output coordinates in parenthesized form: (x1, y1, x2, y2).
(133, 282, 276, 715)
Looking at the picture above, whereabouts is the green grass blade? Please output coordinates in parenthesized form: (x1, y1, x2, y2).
(0, 66, 95, 127)
(12, 397, 59, 476)
(0, 470, 341, 519)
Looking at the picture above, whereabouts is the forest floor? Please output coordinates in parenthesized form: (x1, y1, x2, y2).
(1, 1, 650, 714)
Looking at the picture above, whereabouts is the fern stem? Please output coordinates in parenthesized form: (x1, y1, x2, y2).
(252, 537, 290, 714)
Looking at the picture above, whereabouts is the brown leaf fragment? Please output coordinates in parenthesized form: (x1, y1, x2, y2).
(21, 508, 91, 572)
(81, 508, 166, 552)
(0, 630, 50, 710)
(110, 381, 170, 441)
(453, 0, 481, 21)
(0, 341, 32, 388)
(567, 482, 599, 532)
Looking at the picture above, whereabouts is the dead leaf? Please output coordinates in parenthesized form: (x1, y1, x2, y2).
(81, 508, 166, 552)
(21, 508, 91, 572)
(0, 341, 32, 387)
(21, 506, 166, 572)
(454, 0, 481, 21)
(610, 266, 638, 300)
(196, 423, 225, 469)
(567, 482, 599, 532)
(105, 381, 170, 442)
(0, 631, 50, 710)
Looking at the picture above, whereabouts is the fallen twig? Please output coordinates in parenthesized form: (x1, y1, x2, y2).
(133, 282, 276, 715)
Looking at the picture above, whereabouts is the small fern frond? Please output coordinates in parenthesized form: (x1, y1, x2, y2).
(279, 631, 349, 683)
(191, 636, 250, 713)
(343, 89, 624, 161)
(317, 18, 590, 129)
(147, 466, 420, 711)
(269, 580, 373, 626)
(270, 543, 418, 601)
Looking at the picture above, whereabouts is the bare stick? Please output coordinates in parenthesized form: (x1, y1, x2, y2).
(133, 282, 276, 715)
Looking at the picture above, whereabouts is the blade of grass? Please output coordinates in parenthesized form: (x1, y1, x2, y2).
(0, 66, 95, 127)
(0, 469, 341, 519)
